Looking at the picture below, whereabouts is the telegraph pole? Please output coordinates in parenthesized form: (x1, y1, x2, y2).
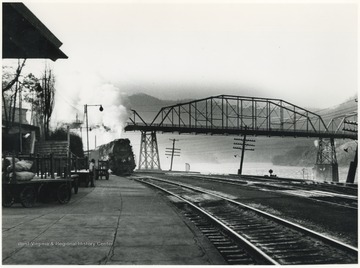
(165, 139, 180, 171)
(85, 104, 89, 159)
(233, 134, 255, 175)
(239, 133, 246, 175)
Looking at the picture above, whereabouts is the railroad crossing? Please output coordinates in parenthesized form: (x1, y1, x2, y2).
(125, 95, 357, 182)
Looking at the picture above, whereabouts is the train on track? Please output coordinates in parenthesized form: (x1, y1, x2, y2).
(89, 138, 136, 175)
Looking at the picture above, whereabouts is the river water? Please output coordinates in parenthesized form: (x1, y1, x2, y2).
(173, 162, 356, 184)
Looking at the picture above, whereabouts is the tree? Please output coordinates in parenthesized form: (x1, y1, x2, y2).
(41, 67, 55, 139)
(22, 72, 41, 122)
(2, 59, 26, 93)
(22, 66, 56, 139)
(2, 61, 56, 140)
(2, 59, 26, 131)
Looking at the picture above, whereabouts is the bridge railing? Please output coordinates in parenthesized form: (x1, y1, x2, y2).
(148, 95, 328, 133)
(326, 113, 357, 134)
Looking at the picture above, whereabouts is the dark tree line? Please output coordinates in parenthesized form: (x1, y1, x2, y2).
(2, 60, 56, 139)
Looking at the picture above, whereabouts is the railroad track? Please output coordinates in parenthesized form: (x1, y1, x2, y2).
(174, 174, 358, 210)
(136, 176, 358, 265)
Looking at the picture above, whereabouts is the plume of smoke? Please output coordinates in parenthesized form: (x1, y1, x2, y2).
(51, 72, 129, 149)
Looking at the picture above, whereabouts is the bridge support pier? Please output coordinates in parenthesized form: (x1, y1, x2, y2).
(346, 146, 358, 183)
(314, 138, 339, 182)
(138, 131, 161, 170)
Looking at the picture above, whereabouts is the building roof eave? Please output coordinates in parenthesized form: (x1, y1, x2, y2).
(2, 3, 68, 61)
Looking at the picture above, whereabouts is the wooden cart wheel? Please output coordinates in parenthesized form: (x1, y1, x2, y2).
(37, 184, 52, 203)
(20, 186, 36, 208)
(57, 183, 71, 204)
(2, 188, 14, 207)
(73, 178, 79, 194)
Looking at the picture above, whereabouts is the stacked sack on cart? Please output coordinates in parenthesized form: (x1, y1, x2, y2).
(2, 157, 35, 181)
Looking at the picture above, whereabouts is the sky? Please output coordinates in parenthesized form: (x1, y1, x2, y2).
(3, 0, 358, 154)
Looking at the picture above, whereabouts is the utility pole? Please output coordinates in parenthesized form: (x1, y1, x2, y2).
(18, 82, 22, 153)
(85, 104, 89, 159)
(233, 134, 255, 175)
(165, 139, 180, 171)
(239, 133, 246, 175)
(84, 104, 103, 160)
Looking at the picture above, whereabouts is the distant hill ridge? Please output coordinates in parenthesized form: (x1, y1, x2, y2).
(126, 93, 192, 123)
(127, 93, 357, 125)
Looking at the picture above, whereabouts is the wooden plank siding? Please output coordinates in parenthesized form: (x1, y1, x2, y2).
(35, 141, 68, 157)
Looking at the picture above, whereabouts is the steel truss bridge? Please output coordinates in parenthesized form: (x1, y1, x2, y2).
(125, 95, 358, 182)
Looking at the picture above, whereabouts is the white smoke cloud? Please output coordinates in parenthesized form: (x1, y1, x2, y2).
(3, 59, 130, 149)
(51, 68, 130, 149)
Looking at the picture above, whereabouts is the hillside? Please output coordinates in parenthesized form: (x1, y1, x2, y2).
(125, 93, 191, 123)
(271, 139, 357, 167)
(271, 95, 357, 166)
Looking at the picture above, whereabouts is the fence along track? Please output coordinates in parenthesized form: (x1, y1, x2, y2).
(136, 176, 358, 265)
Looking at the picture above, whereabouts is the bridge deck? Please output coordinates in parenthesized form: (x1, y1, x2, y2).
(125, 124, 357, 140)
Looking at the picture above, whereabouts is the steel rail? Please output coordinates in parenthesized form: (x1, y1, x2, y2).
(178, 174, 358, 210)
(137, 178, 280, 265)
(141, 175, 358, 255)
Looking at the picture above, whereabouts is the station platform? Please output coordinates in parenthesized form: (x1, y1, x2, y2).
(2, 175, 225, 265)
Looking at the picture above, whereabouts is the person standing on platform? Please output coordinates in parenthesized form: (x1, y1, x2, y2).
(89, 159, 96, 187)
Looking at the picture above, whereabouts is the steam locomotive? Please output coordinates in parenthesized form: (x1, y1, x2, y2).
(89, 139, 136, 175)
